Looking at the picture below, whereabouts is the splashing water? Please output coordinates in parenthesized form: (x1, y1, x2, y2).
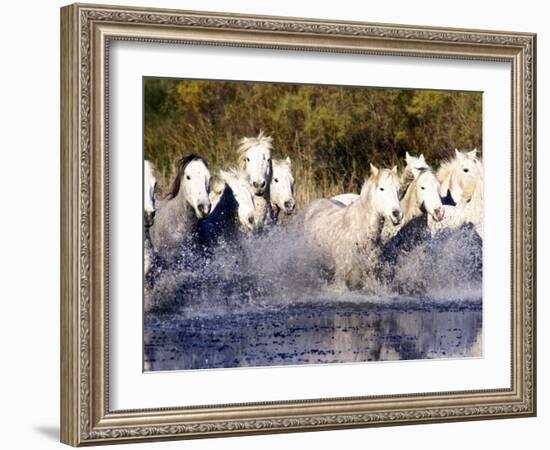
(144, 220, 482, 371)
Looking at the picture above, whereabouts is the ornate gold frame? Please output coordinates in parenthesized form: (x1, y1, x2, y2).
(60, 3, 536, 446)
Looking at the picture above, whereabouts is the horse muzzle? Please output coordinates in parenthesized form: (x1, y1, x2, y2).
(144, 211, 155, 228)
(390, 208, 402, 225)
(241, 213, 256, 231)
(252, 180, 267, 196)
(196, 202, 211, 219)
(433, 207, 445, 222)
(283, 200, 295, 214)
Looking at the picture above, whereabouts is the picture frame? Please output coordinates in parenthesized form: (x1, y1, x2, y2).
(60, 2, 536, 446)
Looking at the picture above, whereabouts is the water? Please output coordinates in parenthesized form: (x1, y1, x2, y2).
(144, 223, 483, 372)
(144, 300, 481, 371)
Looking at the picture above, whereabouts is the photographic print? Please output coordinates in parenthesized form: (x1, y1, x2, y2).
(143, 78, 483, 372)
(61, 5, 536, 444)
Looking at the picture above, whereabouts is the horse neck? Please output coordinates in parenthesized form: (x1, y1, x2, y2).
(220, 185, 239, 222)
(460, 175, 483, 222)
(400, 168, 413, 187)
(400, 180, 422, 224)
(255, 185, 273, 222)
(168, 188, 197, 226)
(460, 169, 482, 204)
(347, 184, 384, 243)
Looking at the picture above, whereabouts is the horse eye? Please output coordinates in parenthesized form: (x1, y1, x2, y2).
(463, 168, 469, 173)
(274, 178, 279, 183)
(186, 175, 191, 180)
(246, 157, 250, 162)
(379, 187, 384, 191)
(421, 186, 426, 190)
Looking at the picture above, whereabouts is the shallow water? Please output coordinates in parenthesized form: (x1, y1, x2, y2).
(144, 299, 482, 371)
(144, 223, 483, 372)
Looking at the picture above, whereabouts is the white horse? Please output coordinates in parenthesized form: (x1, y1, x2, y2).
(270, 157, 296, 220)
(432, 149, 483, 238)
(330, 152, 429, 208)
(300, 164, 402, 289)
(237, 131, 275, 226)
(382, 166, 445, 241)
(143, 160, 157, 276)
(149, 155, 211, 262)
(200, 169, 258, 245)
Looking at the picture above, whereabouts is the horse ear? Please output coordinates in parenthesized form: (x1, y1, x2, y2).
(468, 148, 478, 159)
(370, 163, 379, 176)
(405, 152, 411, 163)
(419, 154, 426, 162)
(392, 165, 398, 174)
(454, 148, 464, 160)
(285, 156, 291, 166)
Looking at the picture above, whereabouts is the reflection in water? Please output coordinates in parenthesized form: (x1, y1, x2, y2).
(144, 301, 482, 371)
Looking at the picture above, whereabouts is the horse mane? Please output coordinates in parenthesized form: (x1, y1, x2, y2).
(377, 168, 400, 188)
(272, 158, 293, 181)
(360, 167, 400, 200)
(400, 167, 432, 200)
(164, 154, 208, 200)
(218, 168, 245, 186)
(436, 149, 481, 182)
(272, 157, 290, 169)
(236, 131, 273, 164)
(400, 168, 415, 196)
(462, 169, 483, 213)
(436, 156, 457, 187)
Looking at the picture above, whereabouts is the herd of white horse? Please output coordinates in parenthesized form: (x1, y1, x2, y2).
(144, 131, 483, 290)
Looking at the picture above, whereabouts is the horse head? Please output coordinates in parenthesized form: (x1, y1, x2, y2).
(411, 169, 445, 222)
(167, 154, 211, 219)
(238, 131, 273, 196)
(439, 149, 482, 204)
(365, 164, 402, 226)
(271, 157, 296, 214)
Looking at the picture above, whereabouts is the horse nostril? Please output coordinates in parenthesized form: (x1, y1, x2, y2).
(252, 181, 259, 188)
(392, 209, 401, 219)
(151, 211, 156, 219)
(247, 215, 254, 225)
(198, 203, 210, 215)
(260, 181, 266, 189)
(284, 200, 294, 210)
